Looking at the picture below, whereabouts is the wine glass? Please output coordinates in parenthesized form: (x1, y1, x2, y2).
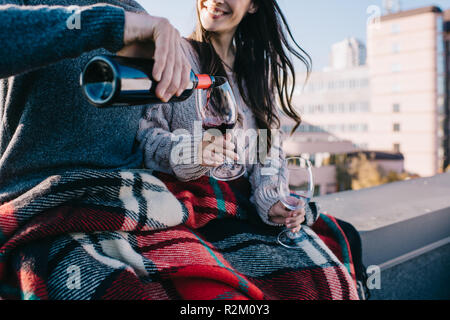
(195, 76, 246, 181)
(277, 156, 315, 248)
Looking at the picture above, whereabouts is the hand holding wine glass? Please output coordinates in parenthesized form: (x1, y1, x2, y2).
(198, 132, 239, 167)
(276, 156, 314, 249)
(196, 76, 246, 181)
(268, 201, 306, 234)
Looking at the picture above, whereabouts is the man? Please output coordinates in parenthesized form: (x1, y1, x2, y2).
(0, 0, 191, 201)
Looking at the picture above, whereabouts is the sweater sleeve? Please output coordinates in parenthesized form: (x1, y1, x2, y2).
(248, 128, 320, 227)
(0, 2, 125, 78)
(137, 103, 210, 181)
(248, 129, 287, 226)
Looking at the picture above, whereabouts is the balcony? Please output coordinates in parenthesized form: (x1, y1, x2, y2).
(316, 172, 450, 299)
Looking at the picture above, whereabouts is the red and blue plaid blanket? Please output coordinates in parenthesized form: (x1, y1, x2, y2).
(0, 169, 358, 300)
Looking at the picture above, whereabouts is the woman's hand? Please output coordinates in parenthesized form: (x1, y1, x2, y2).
(118, 12, 191, 102)
(268, 201, 305, 233)
(199, 132, 239, 167)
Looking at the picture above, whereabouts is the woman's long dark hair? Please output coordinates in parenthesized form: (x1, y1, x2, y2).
(190, 0, 312, 150)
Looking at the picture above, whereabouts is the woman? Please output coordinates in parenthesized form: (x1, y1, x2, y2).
(138, 0, 313, 231)
(0, 0, 360, 300)
(136, 0, 360, 300)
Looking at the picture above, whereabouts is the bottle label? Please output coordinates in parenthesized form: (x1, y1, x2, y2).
(121, 78, 152, 91)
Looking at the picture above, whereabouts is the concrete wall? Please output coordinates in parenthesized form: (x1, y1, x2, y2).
(316, 172, 450, 299)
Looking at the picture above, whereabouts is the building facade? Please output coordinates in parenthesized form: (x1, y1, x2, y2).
(288, 65, 371, 151)
(367, 6, 446, 177)
(444, 9, 450, 170)
(287, 6, 449, 178)
(330, 37, 367, 70)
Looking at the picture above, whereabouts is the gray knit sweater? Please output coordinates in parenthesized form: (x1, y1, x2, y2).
(137, 39, 288, 226)
(0, 0, 146, 202)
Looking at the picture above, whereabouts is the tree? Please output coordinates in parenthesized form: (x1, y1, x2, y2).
(335, 152, 416, 192)
(380, 170, 412, 184)
(347, 153, 383, 190)
(335, 154, 352, 192)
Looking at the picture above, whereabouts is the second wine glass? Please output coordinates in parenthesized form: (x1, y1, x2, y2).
(195, 76, 246, 181)
(277, 156, 315, 249)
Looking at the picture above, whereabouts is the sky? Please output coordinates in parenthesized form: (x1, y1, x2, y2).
(137, 0, 450, 72)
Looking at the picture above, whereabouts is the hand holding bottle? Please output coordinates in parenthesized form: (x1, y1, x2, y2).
(119, 12, 191, 102)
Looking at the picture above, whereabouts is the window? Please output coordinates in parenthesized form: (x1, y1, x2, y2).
(392, 83, 401, 93)
(361, 124, 368, 132)
(392, 43, 400, 53)
(393, 103, 400, 113)
(391, 63, 402, 72)
(393, 123, 401, 132)
(349, 103, 356, 113)
(393, 143, 401, 153)
(391, 23, 400, 34)
(317, 81, 324, 91)
(349, 79, 356, 88)
(328, 81, 335, 90)
(360, 79, 369, 87)
(361, 102, 370, 112)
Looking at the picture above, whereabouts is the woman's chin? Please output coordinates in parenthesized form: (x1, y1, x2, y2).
(200, 21, 223, 32)
(202, 25, 221, 32)
(200, 14, 230, 31)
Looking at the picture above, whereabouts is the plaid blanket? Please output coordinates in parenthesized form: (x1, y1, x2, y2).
(0, 169, 358, 300)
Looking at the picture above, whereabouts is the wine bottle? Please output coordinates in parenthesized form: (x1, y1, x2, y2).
(80, 55, 215, 107)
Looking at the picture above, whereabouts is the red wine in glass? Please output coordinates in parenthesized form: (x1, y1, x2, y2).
(196, 76, 246, 181)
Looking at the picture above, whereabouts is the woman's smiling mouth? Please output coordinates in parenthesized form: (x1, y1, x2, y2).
(202, 1, 231, 19)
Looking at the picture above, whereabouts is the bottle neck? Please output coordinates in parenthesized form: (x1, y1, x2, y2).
(191, 72, 215, 90)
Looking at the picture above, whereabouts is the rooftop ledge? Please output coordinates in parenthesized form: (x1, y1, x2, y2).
(315, 173, 450, 299)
